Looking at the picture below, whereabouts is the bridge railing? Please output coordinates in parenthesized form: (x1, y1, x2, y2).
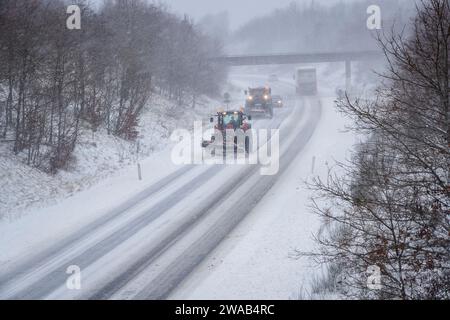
(210, 50, 383, 66)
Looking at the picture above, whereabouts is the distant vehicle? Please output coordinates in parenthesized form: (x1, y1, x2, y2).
(296, 68, 317, 96)
(244, 86, 274, 118)
(202, 110, 252, 155)
(272, 95, 284, 108)
(268, 74, 278, 82)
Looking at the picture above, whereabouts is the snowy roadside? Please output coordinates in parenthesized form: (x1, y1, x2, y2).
(0, 94, 217, 220)
(0, 65, 372, 298)
(0, 94, 218, 265)
(170, 95, 357, 300)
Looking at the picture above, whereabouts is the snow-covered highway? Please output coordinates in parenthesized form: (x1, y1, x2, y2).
(0, 73, 322, 300)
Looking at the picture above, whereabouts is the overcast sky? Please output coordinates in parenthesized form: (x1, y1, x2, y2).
(90, 0, 355, 30)
(156, 0, 345, 30)
(167, 0, 349, 29)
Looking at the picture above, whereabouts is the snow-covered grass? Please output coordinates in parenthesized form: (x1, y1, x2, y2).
(0, 94, 217, 220)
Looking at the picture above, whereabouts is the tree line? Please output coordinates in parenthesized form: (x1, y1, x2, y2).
(306, 0, 449, 299)
(232, 0, 414, 54)
(0, 0, 225, 173)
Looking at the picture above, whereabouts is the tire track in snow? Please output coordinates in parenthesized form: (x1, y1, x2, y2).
(134, 98, 322, 299)
(0, 75, 298, 300)
(3, 165, 226, 299)
(0, 165, 197, 288)
(88, 107, 292, 299)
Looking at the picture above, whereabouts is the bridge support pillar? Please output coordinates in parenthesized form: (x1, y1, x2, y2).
(345, 60, 352, 92)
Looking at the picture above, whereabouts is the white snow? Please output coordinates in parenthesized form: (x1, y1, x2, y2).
(169, 74, 358, 300)
(0, 95, 218, 266)
(0, 64, 371, 300)
(0, 95, 216, 220)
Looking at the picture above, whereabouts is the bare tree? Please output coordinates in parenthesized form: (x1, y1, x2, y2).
(0, 0, 225, 172)
(305, 0, 450, 300)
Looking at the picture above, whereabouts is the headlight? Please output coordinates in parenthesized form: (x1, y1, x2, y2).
(247, 96, 253, 100)
(264, 95, 269, 100)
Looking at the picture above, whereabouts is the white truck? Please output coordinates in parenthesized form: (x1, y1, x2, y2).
(295, 68, 317, 96)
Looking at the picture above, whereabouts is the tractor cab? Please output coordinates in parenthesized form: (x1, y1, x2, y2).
(203, 110, 252, 153)
(212, 110, 251, 131)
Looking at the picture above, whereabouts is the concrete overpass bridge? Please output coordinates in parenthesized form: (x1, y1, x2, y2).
(211, 50, 382, 90)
